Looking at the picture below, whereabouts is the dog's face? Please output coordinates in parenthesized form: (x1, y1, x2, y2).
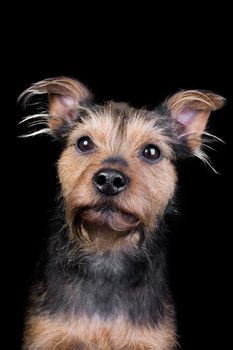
(20, 77, 225, 251)
(58, 103, 177, 247)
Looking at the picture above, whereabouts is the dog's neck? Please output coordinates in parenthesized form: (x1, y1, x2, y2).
(32, 199, 176, 326)
(44, 223, 171, 325)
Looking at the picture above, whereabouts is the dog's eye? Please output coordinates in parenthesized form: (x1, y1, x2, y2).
(77, 136, 94, 153)
(142, 144, 161, 163)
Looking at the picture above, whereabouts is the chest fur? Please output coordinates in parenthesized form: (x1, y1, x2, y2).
(23, 314, 177, 350)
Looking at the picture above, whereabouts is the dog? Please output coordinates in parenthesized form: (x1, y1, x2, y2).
(19, 77, 225, 349)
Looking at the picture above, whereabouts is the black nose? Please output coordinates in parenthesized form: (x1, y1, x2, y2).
(93, 168, 128, 196)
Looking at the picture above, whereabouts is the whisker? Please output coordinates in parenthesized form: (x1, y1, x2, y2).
(19, 128, 52, 138)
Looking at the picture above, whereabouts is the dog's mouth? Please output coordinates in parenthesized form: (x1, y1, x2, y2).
(75, 206, 140, 233)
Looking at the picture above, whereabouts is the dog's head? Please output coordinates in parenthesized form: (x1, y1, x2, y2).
(20, 77, 225, 251)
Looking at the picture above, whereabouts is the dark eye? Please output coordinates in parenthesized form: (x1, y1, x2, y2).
(77, 136, 94, 153)
(141, 144, 161, 163)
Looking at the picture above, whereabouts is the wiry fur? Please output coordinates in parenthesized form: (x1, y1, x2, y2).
(19, 77, 225, 350)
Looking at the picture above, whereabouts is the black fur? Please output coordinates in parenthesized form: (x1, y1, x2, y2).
(103, 156, 129, 167)
(28, 197, 176, 327)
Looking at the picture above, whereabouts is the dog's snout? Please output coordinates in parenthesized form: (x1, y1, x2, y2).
(93, 168, 128, 196)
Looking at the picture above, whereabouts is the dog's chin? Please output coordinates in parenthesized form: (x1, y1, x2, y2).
(79, 207, 140, 233)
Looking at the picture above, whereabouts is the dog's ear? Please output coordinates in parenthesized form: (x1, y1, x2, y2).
(19, 77, 92, 133)
(164, 90, 225, 150)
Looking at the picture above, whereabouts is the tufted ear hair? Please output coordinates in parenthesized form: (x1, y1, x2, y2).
(164, 90, 225, 151)
(19, 77, 92, 134)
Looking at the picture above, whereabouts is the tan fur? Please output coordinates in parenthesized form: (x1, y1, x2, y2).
(58, 105, 177, 251)
(19, 77, 92, 131)
(24, 313, 177, 350)
(78, 225, 142, 253)
(167, 90, 225, 112)
(166, 90, 225, 149)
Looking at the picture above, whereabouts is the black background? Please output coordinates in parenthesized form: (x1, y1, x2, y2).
(11, 8, 232, 349)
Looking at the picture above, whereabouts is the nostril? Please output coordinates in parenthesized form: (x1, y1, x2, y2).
(113, 176, 125, 189)
(96, 174, 107, 186)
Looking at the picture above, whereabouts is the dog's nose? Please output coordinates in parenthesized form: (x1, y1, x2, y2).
(93, 168, 128, 196)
